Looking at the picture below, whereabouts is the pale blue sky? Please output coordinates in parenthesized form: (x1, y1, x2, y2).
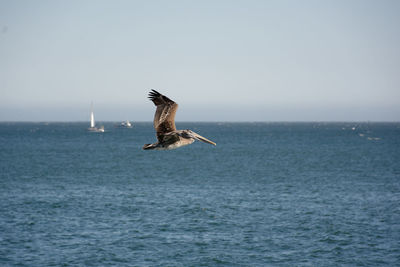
(1, 0, 399, 121)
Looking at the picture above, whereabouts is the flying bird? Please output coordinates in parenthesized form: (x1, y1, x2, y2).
(143, 90, 216, 150)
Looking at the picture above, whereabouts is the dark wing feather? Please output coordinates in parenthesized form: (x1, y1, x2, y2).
(148, 90, 178, 139)
(158, 131, 180, 144)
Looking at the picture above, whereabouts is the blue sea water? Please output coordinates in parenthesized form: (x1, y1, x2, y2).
(0, 122, 399, 266)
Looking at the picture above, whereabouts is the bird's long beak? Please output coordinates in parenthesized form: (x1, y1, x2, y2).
(191, 132, 216, 146)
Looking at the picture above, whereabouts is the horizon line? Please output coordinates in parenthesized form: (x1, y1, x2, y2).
(1, 120, 399, 123)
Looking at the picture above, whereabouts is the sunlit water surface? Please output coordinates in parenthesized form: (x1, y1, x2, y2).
(0, 122, 399, 266)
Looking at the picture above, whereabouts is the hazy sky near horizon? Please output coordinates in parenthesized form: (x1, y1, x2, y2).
(1, 0, 399, 121)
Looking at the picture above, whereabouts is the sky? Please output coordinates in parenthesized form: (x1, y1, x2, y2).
(0, 0, 399, 121)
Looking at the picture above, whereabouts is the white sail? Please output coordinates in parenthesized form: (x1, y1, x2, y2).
(90, 103, 95, 128)
(90, 111, 95, 128)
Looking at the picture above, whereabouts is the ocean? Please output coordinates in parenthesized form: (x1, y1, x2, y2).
(0, 122, 399, 266)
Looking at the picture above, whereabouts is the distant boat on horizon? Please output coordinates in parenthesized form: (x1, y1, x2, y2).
(116, 120, 133, 128)
(87, 103, 105, 132)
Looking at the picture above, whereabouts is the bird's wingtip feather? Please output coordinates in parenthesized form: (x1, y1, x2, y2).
(148, 89, 161, 101)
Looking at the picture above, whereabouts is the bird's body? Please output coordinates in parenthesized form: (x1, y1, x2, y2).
(143, 90, 216, 150)
(142, 130, 195, 150)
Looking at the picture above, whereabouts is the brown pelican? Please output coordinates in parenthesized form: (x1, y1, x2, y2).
(143, 90, 216, 150)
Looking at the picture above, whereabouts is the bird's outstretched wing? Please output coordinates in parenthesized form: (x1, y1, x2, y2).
(148, 89, 178, 139)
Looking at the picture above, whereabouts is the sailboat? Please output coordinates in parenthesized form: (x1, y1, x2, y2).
(88, 103, 105, 132)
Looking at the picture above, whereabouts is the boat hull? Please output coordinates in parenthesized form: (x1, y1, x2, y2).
(88, 127, 104, 132)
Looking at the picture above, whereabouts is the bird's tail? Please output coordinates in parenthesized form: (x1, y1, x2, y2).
(143, 143, 157, 150)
